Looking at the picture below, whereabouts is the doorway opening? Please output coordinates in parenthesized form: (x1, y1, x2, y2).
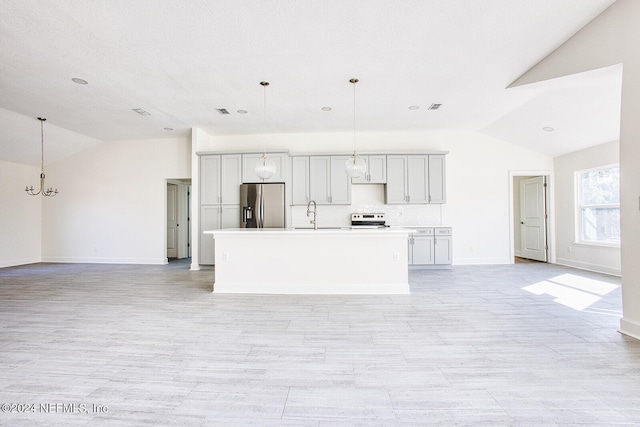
(509, 171, 554, 264)
(166, 178, 192, 264)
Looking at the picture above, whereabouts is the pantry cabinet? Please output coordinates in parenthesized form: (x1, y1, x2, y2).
(199, 154, 242, 265)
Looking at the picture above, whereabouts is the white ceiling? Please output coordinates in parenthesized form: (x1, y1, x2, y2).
(0, 0, 620, 165)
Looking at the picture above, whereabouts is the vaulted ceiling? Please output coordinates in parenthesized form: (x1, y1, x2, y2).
(0, 0, 620, 165)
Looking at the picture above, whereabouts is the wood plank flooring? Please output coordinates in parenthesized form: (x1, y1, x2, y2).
(0, 260, 638, 426)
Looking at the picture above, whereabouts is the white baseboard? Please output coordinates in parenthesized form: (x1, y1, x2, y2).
(0, 257, 41, 268)
(41, 256, 166, 265)
(555, 257, 621, 276)
(619, 317, 640, 341)
(453, 257, 513, 265)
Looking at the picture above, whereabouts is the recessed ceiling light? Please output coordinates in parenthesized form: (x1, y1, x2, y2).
(543, 126, 554, 132)
(321, 107, 332, 111)
(237, 110, 248, 114)
(71, 77, 88, 85)
(164, 127, 173, 131)
(408, 106, 419, 110)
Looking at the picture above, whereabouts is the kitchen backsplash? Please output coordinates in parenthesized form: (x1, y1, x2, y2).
(290, 184, 443, 228)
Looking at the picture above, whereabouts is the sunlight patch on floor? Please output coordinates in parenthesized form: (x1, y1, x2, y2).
(522, 273, 619, 311)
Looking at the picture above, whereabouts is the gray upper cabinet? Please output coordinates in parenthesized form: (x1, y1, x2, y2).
(309, 156, 331, 204)
(242, 153, 287, 183)
(200, 154, 242, 205)
(386, 154, 446, 204)
(351, 155, 387, 184)
(329, 156, 351, 204)
(306, 155, 351, 205)
(292, 156, 310, 205)
(428, 154, 446, 204)
(220, 155, 242, 205)
(200, 155, 221, 205)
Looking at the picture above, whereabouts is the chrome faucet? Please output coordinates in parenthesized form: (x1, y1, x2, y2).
(306, 200, 317, 230)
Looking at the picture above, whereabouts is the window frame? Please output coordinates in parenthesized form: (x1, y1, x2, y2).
(574, 163, 620, 247)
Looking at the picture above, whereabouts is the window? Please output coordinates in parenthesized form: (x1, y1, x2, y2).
(576, 165, 620, 245)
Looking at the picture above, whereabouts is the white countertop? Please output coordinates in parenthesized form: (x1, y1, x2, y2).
(204, 227, 416, 235)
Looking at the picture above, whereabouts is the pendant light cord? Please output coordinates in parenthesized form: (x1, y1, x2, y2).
(351, 78, 358, 156)
(39, 117, 45, 174)
(260, 81, 269, 157)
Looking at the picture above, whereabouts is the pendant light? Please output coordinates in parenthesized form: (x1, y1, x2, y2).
(344, 78, 367, 178)
(25, 117, 58, 197)
(254, 81, 276, 180)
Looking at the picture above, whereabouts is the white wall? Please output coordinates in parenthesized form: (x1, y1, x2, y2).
(0, 160, 42, 267)
(194, 128, 553, 265)
(510, 0, 640, 338)
(553, 141, 620, 275)
(42, 137, 191, 264)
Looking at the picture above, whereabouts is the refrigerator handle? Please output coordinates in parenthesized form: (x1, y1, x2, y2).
(257, 185, 264, 228)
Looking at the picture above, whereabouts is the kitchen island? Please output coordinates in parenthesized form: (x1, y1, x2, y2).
(204, 228, 414, 294)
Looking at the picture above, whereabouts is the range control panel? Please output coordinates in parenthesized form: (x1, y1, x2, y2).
(351, 213, 386, 226)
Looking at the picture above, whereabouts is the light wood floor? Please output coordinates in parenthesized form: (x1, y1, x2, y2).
(0, 260, 638, 426)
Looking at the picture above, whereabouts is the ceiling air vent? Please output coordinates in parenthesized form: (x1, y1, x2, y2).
(216, 108, 231, 115)
(428, 103, 442, 110)
(132, 108, 151, 115)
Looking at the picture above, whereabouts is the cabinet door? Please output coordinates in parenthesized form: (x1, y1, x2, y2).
(200, 155, 220, 205)
(411, 234, 435, 265)
(221, 205, 240, 229)
(200, 206, 220, 265)
(242, 153, 285, 183)
(350, 155, 369, 184)
(385, 155, 408, 204)
(434, 235, 452, 265)
(407, 155, 429, 204)
(291, 156, 310, 205)
(329, 156, 351, 205)
(367, 155, 387, 184)
(309, 156, 331, 204)
(352, 155, 387, 184)
(428, 155, 446, 204)
(220, 154, 242, 205)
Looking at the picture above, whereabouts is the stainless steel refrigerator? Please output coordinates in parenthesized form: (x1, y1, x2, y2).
(240, 183, 286, 228)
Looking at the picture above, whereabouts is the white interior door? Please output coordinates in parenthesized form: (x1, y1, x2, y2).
(519, 176, 547, 262)
(167, 183, 178, 258)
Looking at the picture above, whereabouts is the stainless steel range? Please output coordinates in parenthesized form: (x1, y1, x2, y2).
(351, 213, 387, 228)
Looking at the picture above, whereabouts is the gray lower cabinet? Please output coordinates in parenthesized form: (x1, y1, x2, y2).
(200, 205, 240, 265)
(434, 227, 452, 265)
(408, 227, 452, 266)
(409, 231, 434, 264)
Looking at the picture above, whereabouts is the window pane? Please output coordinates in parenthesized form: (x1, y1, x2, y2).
(580, 207, 620, 243)
(580, 166, 620, 205)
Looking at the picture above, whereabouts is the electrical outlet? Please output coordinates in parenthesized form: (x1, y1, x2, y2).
(222, 253, 228, 261)
(393, 253, 399, 261)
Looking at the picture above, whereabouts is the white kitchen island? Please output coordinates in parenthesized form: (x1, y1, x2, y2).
(204, 228, 414, 294)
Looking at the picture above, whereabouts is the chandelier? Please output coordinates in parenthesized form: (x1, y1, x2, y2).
(344, 78, 367, 178)
(254, 81, 277, 180)
(25, 117, 58, 197)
